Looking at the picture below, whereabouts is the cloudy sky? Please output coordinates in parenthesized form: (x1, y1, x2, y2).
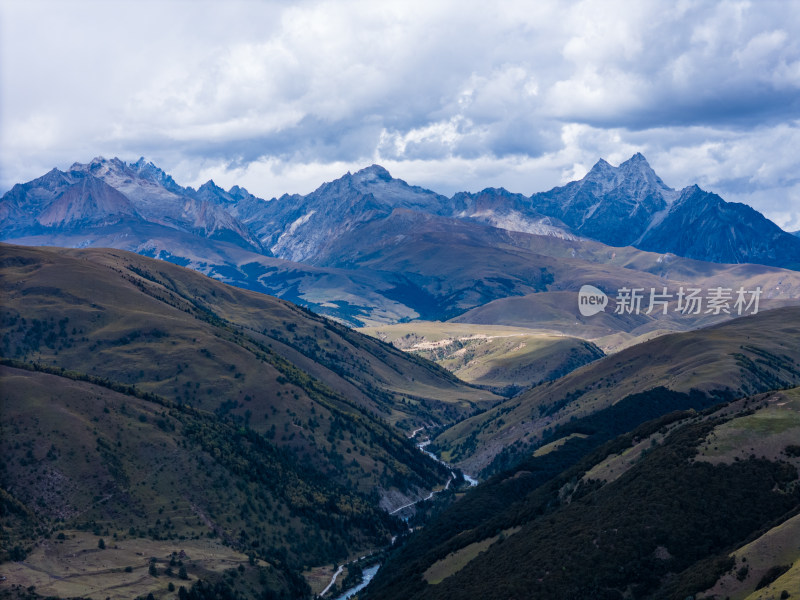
(2, 0, 799, 230)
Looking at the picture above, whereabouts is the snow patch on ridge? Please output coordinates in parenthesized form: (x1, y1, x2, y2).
(467, 209, 577, 240)
(271, 210, 316, 253)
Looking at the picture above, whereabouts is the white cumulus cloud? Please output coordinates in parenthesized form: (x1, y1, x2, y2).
(1, 0, 799, 230)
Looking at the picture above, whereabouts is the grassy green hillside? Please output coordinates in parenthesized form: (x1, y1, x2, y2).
(0, 244, 498, 494)
(696, 389, 800, 600)
(364, 389, 800, 600)
(0, 364, 387, 598)
(433, 306, 800, 474)
(358, 321, 603, 394)
(0, 243, 501, 599)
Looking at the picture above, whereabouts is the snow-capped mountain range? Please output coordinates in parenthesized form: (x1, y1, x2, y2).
(3, 153, 800, 328)
(1, 157, 264, 252)
(4, 152, 798, 269)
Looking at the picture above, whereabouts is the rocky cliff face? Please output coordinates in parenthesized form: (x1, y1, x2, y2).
(449, 187, 575, 239)
(4, 157, 265, 252)
(236, 164, 453, 263)
(0, 167, 139, 235)
(522, 153, 800, 269)
(636, 185, 800, 268)
(529, 153, 679, 246)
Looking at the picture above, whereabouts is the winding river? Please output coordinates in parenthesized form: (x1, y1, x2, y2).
(330, 564, 381, 600)
(321, 432, 478, 598)
(417, 440, 478, 487)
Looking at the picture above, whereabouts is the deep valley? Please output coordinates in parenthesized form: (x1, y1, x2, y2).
(3, 155, 800, 600)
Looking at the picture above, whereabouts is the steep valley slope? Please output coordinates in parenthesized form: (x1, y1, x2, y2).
(432, 306, 800, 476)
(365, 387, 800, 600)
(0, 243, 498, 599)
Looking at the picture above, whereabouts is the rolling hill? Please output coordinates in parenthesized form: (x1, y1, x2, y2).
(0, 363, 368, 599)
(0, 243, 496, 438)
(357, 278, 800, 600)
(364, 388, 800, 600)
(432, 306, 800, 475)
(0, 243, 499, 598)
(358, 321, 604, 395)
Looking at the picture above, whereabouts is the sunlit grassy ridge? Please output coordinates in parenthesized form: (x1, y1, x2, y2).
(358, 321, 603, 394)
(433, 306, 800, 473)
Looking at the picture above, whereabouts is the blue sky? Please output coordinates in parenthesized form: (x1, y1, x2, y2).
(2, 0, 799, 230)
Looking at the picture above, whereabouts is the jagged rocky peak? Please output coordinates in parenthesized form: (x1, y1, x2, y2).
(584, 153, 655, 179)
(675, 184, 704, 203)
(68, 156, 133, 178)
(618, 152, 669, 186)
(228, 185, 253, 199)
(227, 184, 264, 205)
(68, 156, 102, 172)
(581, 153, 677, 202)
(67, 155, 170, 188)
(129, 156, 162, 177)
(477, 186, 516, 197)
(66, 156, 126, 181)
(624, 151, 649, 165)
(308, 163, 448, 212)
(450, 187, 526, 212)
(88, 155, 110, 166)
(584, 157, 615, 180)
(326, 164, 396, 193)
(127, 156, 177, 186)
(313, 165, 386, 196)
(353, 164, 393, 182)
(31, 167, 75, 188)
(91, 157, 181, 197)
(130, 156, 150, 169)
(195, 179, 238, 205)
(197, 179, 221, 193)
